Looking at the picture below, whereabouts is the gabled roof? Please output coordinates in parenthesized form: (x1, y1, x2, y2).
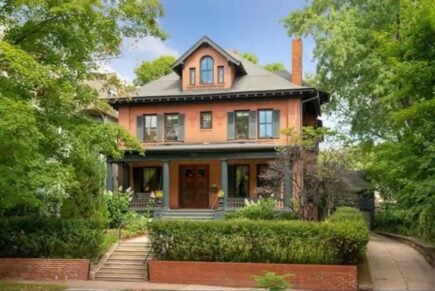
(171, 36, 246, 76)
(130, 50, 310, 98)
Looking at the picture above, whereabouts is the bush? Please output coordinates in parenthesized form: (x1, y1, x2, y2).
(0, 217, 105, 259)
(105, 188, 132, 228)
(149, 207, 368, 265)
(225, 198, 297, 220)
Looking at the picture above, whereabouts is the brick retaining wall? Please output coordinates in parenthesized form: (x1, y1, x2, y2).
(0, 258, 90, 280)
(148, 261, 357, 290)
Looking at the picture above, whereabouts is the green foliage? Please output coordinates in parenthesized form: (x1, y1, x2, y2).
(240, 52, 258, 64)
(283, 0, 435, 234)
(134, 55, 176, 85)
(105, 188, 132, 228)
(0, 0, 160, 217)
(0, 217, 105, 259)
(264, 63, 286, 72)
(252, 272, 293, 291)
(225, 198, 297, 220)
(149, 207, 368, 265)
(375, 201, 435, 242)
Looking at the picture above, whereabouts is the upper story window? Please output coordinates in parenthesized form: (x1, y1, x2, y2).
(200, 111, 212, 129)
(144, 115, 157, 142)
(235, 111, 250, 139)
(200, 56, 214, 84)
(258, 110, 273, 138)
(165, 114, 179, 141)
(218, 66, 224, 84)
(189, 68, 195, 85)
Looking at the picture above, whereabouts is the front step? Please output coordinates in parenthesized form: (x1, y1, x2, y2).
(94, 238, 151, 282)
(160, 210, 216, 220)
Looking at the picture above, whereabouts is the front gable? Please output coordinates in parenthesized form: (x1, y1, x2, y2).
(172, 36, 246, 91)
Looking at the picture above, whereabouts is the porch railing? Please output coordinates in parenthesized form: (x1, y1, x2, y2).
(227, 197, 285, 209)
(129, 195, 285, 210)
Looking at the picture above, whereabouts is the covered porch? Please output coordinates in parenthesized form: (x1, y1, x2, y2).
(106, 144, 293, 216)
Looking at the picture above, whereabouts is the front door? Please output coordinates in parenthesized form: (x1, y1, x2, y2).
(179, 165, 209, 208)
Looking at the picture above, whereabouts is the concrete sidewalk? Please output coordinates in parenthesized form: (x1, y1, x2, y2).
(367, 233, 435, 290)
(8, 279, 254, 291)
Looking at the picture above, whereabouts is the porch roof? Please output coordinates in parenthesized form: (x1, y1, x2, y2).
(109, 143, 281, 162)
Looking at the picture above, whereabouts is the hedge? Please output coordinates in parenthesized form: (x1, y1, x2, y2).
(0, 217, 105, 259)
(149, 207, 368, 265)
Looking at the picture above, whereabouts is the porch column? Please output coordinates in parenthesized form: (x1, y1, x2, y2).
(284, 160, 292, 208)
(163, 160, 170, 209)
(122, 163, 129, 192)
(221, 159, 228, 209)
(106, 161, 114, 191)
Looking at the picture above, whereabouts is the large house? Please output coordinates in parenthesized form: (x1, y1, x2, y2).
(106, 36, 327, 218)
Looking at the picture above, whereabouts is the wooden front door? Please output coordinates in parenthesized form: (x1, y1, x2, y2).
(179, 165, 209, 208)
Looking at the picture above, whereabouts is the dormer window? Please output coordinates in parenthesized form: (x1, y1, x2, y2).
(200, 56, 214, 84)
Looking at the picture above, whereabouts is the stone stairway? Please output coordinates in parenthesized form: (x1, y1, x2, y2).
(94, 240, 151, 282)
(160, 209, 216, 220)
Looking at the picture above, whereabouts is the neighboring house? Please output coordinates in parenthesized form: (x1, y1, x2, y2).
(106, 36, 328, 216)
(84, 74, 120, 191)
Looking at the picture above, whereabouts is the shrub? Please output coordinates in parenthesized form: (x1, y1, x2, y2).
(252, 272, 293, 291)
(0, 217, 104, 259)
(105, 188, 132, 228)
(149, 207, 368, 265)
(225, 198, 297, 220)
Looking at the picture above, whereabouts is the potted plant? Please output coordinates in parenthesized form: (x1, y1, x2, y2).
(152, 190, 163, 207)
(217, 190, 224, 208)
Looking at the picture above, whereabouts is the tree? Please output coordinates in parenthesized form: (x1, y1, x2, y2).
(134, 55, 176, 85)
(264, 63, 285, 72)
(240, 52, 258, 64)
(283, 0, 435, 237)
(258, 127, 356, 220)
(0, 0, 164, 218)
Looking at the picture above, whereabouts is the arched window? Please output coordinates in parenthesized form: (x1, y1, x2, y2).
(200, 56, 214, 84)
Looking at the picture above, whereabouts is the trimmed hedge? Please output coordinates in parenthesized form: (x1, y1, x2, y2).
(0, 217, 105, 259)
(149, 207, 368, 265)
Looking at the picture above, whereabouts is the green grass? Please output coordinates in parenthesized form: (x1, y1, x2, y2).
(0, 282, 66, 291)
(95, 231, 118, 260)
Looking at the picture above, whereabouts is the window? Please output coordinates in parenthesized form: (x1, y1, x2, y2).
(144, 115, 157, 141)
(235, 111, 250, 139)
(200, 56, 214, 84)
(258, 110, 273, 138)
(218, 66, 224, 84)
(132, 167, 162, 193)
(189, 68, 195, 85)
(257, 164, 269, 188)
(228, 165, 250, 198)
(200, 111, 212, 129)
(165, 114, 179, 141)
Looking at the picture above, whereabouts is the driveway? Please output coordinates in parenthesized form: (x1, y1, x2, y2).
(367, 233, 435, 290)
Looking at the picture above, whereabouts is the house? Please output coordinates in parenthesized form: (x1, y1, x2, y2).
(105, 36, 328, 217)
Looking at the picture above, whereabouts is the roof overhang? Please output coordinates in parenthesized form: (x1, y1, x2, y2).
(106, 88, 318, 109)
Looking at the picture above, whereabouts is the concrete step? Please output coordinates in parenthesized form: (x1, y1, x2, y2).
(97, 269, 146, 276)
(99, 265, 146, 271)
(95, 274, 146, 282)
(112, 249, 149, 253)
(108, 255, 146, 261)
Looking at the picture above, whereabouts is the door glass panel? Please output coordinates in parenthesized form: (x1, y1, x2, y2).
(185, 169, 193, 177)
(198, 169, 206, 177)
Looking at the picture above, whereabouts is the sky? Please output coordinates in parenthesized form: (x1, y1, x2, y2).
(106, 0, 316, 82)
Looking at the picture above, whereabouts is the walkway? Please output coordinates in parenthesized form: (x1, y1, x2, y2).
(367, 233, 435, 290)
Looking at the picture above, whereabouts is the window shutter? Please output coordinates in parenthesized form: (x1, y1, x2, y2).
(136, 115, 144, 142)
(178, 113, 185, 141)
(249, 111, 257, 139)
(156, 114, 164, 141)
(227, 112, 235, 139)
(272, 110, 281, 138)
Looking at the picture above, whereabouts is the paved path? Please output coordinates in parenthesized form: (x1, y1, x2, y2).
(367, 233, 435, 290)
(9, 279, 253, 290)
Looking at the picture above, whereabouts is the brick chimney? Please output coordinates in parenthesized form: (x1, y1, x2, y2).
(291, 38, 302, 85)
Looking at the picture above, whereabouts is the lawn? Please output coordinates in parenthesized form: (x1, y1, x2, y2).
(0, 282, 66, 291)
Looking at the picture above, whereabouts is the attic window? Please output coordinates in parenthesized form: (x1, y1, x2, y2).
(200, 56, 213, 84)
